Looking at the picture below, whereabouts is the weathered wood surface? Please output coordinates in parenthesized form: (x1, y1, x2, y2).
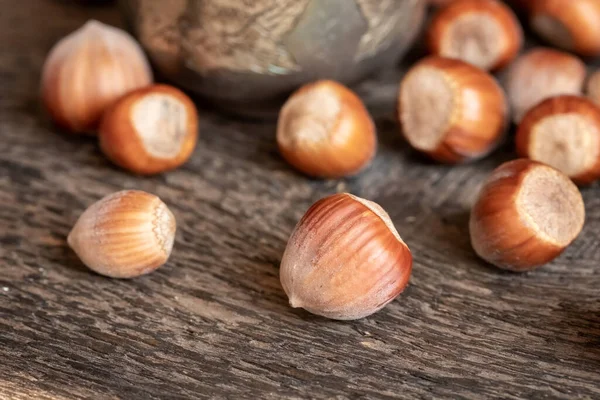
(1, 1, 600, 399)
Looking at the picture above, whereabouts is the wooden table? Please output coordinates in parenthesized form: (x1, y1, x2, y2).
(2, 1, 599, 399)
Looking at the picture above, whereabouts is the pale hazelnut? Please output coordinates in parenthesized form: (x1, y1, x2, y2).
(68, 190, 176, 278)
(41, 20, 153, 133)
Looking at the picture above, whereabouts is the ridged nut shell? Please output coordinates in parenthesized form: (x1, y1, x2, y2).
(276, 80, 376, 179)
(469, 159, 584, 271)
(530, 0, 600, 57)
(398, 56, 507, 163)
(280, 193, 413, 320)
(427, 0, 522, 71)
(515, 95, 600, 185)
(68, 190, 176, 278)
(41, 20, 153, 133)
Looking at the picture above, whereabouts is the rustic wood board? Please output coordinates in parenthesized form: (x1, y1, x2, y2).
(1, 1, 599, 399)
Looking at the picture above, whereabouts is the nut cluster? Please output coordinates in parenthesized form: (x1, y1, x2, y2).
(41, 20, 199, 175)
(100, 84, 199, 175)
(41, 21, 198, 278)
(44, 1, 597, 322)
(274, 0, 596, 318)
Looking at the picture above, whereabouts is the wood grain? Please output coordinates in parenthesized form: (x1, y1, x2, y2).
(1, 1, 599, 399)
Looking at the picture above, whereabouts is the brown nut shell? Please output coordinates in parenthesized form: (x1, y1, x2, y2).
(427, 0, 522, 71)
(68, 190, 176, 278)
(277, 80, 376, 179)
(280, 193, 412, 320)
(398, 56, 507, 163)
(516, 95, 600, 185)
(99, 84, 198, 175)
(530, 0, 600, 57)
(505, 48, 586, 124)
(41, 20, 153, 133)
(470, 159, 585, 271)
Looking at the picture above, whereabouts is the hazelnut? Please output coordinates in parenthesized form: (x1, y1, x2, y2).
(427, 0, 522, 71)
(470, 159, 585, 271)
(280, 193, 412, 320)
(99, 84, 199, 175)
(516, 95, 600, 185)
(398, 56, 507, 163)
(530, 0, 600, 57)
(504, 48, 586, 123)
(276, 80, 376, 179)
(68, 190, 176, 278)
(41, 20, 153, 133)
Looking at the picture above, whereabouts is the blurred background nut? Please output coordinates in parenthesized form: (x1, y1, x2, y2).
(516, 95, 600, 185)
(427, 0, 522, 71)
(41, 20, 152, 133)
(504, 48, 586, 123)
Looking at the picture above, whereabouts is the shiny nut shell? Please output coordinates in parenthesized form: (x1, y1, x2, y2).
(516, 95, 600, 185)
(99, 84, 199, 175)
(280, 193, 413, 320)
(277, 80, 376, 178)
(68, 190, 176, 278)
(398, 56, 507, 163)
(427, 0, 522, 71)
(470, 159, 585, 271)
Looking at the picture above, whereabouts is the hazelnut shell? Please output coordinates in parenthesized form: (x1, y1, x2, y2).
(398, 56, 507, 163)
(280, 193, 412, 320)
(516, 95, 600, 185)
(470, 159, 585, 271)
(427, 0, 522, 71)
(277, 80, 376, 179)
(99, 84, 198, 175)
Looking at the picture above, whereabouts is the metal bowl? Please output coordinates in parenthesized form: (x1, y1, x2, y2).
(120, 0, 426, 116)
